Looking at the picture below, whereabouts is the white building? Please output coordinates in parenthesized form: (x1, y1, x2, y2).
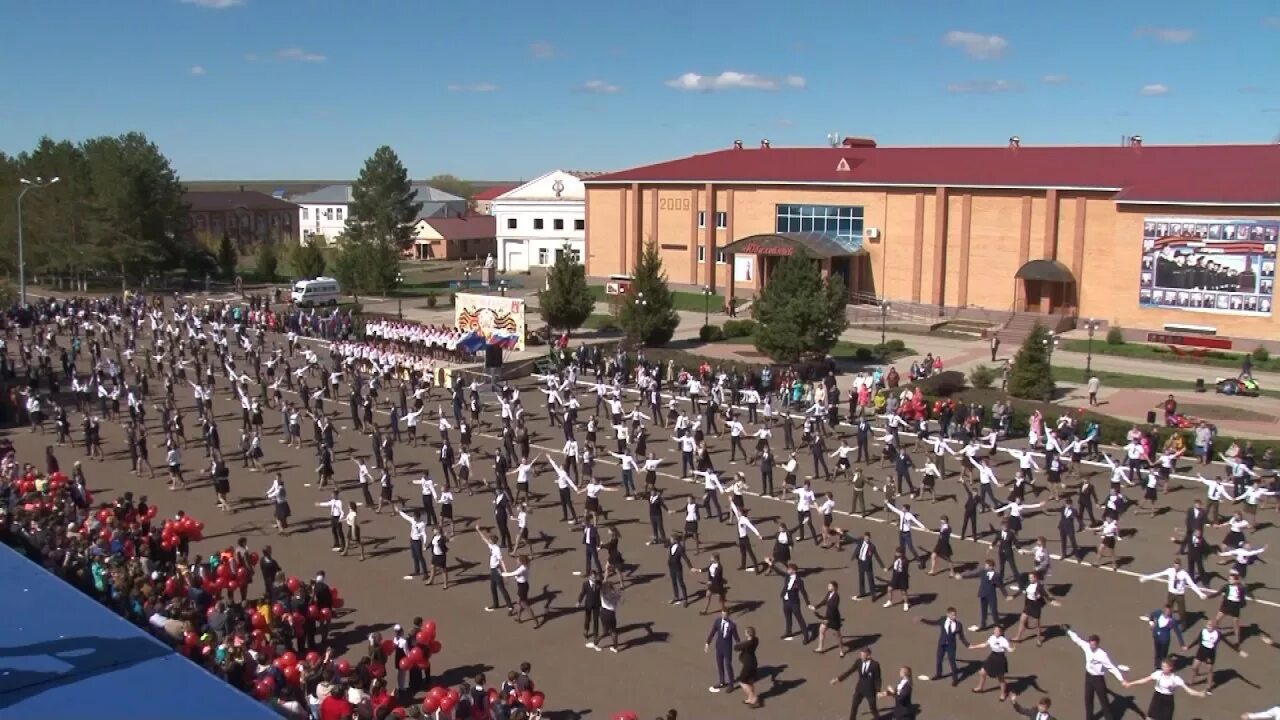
(292, 183, 468, 246)
(493, 170, 600, 272)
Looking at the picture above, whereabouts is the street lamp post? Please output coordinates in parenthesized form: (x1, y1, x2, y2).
(499, 279, 508, 297)
(1084, 318, 1099, 377)
(1042, 332, 1060, 401)
(880, 301, 891, 346)
(395, 272, 404, 319)
(702, 286, 712, 326)
(16, 176, 60, 305)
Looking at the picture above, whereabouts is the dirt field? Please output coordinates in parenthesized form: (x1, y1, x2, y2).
(12, 332, 1278, 720)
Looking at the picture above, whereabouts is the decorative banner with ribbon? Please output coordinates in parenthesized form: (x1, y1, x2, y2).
(454, 292, 527, 351)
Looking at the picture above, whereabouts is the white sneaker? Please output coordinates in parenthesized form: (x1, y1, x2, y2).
(902, 603, 910, 612)
(585, 642, 598, 650)
(967, 625, 980, 632)
(709, 685, 721, 693)
(609, 647, 619, 653)
(402, 575, 414, 580)
(883, 600, 893, 608)
(572, 571, 583, 576)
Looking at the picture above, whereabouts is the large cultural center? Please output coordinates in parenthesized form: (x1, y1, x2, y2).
(582, 138, 1280, 343)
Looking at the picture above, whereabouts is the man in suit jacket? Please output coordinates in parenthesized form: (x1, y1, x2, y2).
(1178, 500, 1208, 553)
(1057, 504, 1079, 560)
(920, 606, 970, 685)
(779, 562, 811, 642)
(960, 559, 1007, 630)
(831, 647, 881, 719)
(704, 608, 739, 692)
(852, 532, 885, 600)
(1011, 694, 1055, 720)
(577, 571, 603, 647)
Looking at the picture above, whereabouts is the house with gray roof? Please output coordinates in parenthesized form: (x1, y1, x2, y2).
(293, 183, 468, 246)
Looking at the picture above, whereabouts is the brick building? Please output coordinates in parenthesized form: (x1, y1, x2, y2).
(583, 138, 1280, 345)
(185, 190, 300, 248)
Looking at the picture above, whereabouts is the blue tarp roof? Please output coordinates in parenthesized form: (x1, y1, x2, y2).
(0, 544, 279, 720)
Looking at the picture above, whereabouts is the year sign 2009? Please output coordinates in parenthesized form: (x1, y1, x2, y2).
(658, 198, 690, 212)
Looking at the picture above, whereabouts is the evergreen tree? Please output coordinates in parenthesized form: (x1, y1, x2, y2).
(216, 232, 237, 280)
(256, 241, 279, 283)
(751, 254, 848, 362)
(290, 241, 328, 280)
(538, 242, 594, 334)
(343, 145, 422, 251)
(619, 240, 679, 346)
(1006, 323, 1056, 400)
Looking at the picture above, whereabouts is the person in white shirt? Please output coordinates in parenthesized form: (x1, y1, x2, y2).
(1241, 708, 1280, 720)
(502, 554, 542, 627)
(1122, 658, 1206, 720)
(967, 625, 1015, 701)
(315, 490, 345, 551)
(1065, 627, 1128, 720)
(1138, 559, 1206, 619)
(342, 500, 365, 560)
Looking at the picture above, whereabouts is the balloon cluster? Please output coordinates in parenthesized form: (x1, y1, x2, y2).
(160, 514, 204, 550)
(611, 712, 640, 720)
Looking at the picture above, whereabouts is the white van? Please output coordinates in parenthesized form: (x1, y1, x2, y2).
(291, 277, 342, 308)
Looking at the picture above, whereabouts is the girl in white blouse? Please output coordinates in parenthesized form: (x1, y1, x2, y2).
(968, 626, 1015, 701)
(501, 554, 542, 628)
(1123, 658, 1206, 720)
(342, 500, 365, 560)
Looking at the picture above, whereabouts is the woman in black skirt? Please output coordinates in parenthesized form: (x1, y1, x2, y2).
(501, 554, 542, 628)
(1011, 571, 1059, 646)
(767, 525, 793, 576)
(968, 626, 1014, 701)
(735, 626, 761, 708)
(886, 547, 911, 611)
(1122, 658, 1206, 720)
(695, 552, 728, 615)
(810, 579, 845, 657)
(603, 527, 627, 589)
(266, 472, 291, 533)
(209, 451, 232, 512)
(927, 516, 954, 576)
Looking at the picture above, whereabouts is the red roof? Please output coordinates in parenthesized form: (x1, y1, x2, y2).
(421, 214, 496, 241)
(586, 143, 1280, 205)
(473, 185, 517, 201)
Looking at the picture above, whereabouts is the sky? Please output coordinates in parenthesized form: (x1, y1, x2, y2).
(1, 0, 1277, 182)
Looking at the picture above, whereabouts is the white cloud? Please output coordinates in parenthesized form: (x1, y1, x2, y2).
(946, 79, 1023, 94)
(664, 71, 805, 92)
(1135, 27, 1195, 43)
(1041, 74, 1070, 85)
(582, 80, 620, 94)
(190, 65, 206, 76)
(529, 42, 557, 59)
(276, 47, 326, 63)
(1140, 83, 1170, 96)
(179, 0, 244, 8)
(943, 30, 1009, 60)
(447, 83, 498, 93)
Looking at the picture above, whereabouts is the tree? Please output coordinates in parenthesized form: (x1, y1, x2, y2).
(257, 241, 279, 283)
(537, 242, 594, 335)
(1006, 323, 1056, 401)
(329, 239, 399, 301)
(426, 174, 476, 210)
(751, 254, 849, 362)
(344, 145, 422, 252)
(291, 241, 328, 280)
(217, 232, 237, 281)
(618, 240, 679, 346)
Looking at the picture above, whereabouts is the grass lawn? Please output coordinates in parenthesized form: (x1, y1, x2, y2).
(1058, 338, 1279, 373)
(589, 285, 725, 314)
(1052, 365, 1280, 399)
(583, 313, 621, 330)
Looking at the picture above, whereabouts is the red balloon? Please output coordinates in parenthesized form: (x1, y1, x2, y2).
(336, 659, 352, 676)
(421, 621, 437, 642)
(428, 687, 446, 701)
(319, 608, 332, 622)
(286, 576, 302, 594)
(446, 689, 461, 703)
(248, 551, 260, 566)
(216, 564, 231, 580)
(407, 647, 424, 664)
(333, 596, 345, 609)
(283, 665, 302, 687)
(290, 611, 306, 628)
(250, 613, 267, 630)
(417, 659, 430, 672)
(253, 680, 272, 700)
(279, 651, 298, 668)
(182, 630, 199, 648)
(369, 663, 385, 679)
(146, 505, 158, 520)
(225, 579, 240, 592)
(438, 695, 457, 713)
(530, 692, 545, 710)
(307, 604, 321, 621)
(428, 640, 442, 654)
(380, 639, 395, 656)
(415, 629, 433, 646)
(235, 567, 250, 584)
(305, 651, 322, 666)
(271, 602, 287, 618)
(487, 688, 499, 704)
(421, 696, 440, 713)
(398, 657, 413, 672)
(194, 520, 205, 533)
(164, 578, 181, 597)
(519, 691, 533, 707)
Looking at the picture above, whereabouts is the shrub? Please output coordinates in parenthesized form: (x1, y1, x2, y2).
(885, 338, 907, 352)
(915, 370, 967, 397)
(968, 364, 998, 389)
(854, 347, 874, 362)
(425, 292, 438, 309)
(1252, 346, 1270, 362)
(1105, 326, 1124, 345)
(722, 319, 758, 338)
(591, 315, 621, 332)
(448, 292, 457, 307)
(699, 324, 725, 342)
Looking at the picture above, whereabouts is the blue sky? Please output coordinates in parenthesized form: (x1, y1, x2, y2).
(1, 0, 1277, 181)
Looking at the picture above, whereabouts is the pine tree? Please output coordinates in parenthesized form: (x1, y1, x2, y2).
(290, 241, 328, 280)
(216, 232, 237, 281)
(538, 242, 594, 334)
(619, 240, 680, 346)
(344, 145, 422, 252)
(256, 241, 279, 283)
(751, 254, 848, 362)
(1006, 323, 1056, 400)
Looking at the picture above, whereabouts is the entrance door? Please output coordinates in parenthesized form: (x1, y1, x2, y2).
(555, 248, 564, 264)
(1023, 280, 1043, 312)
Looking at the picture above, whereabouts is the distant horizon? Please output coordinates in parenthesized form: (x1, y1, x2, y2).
(2, 1, 1277, 179)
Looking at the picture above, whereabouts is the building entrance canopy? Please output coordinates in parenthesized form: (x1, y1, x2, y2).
(720, 232, 866, 258)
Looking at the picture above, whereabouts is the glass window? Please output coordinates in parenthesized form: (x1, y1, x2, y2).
(554, 219, 564, 230)
(716, 252, 727, 264)
(715, 211, 727, 229)
(800, 217, 813, 233)
(574, 219, 584, 231)
(697, 246, 706, 263)
(537, 248, 548, 265)
(773, 204, 865, 241)
(534, 218, 544, 230)
(697, 211, 706, 228)
(302, 208, 309, 220)
(335, 208, 343, 220)
(325, 208, 333, 220)
(507, 218, 517, 229)
(571, 249, 582, 263)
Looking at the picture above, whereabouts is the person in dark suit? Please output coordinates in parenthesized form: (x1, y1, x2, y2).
(779, 562, 811, 642)
(1177, 500, 1208, 553)
(919, 606, 970, 685)
(704, 608, 739, 693)
(959, 559, 1008, 630)
(736, 626, 761, 708)
(831, 646, 881, 719)
(1057, 504, 1080, 560)
(811, 579, 846, 657)
(851, 532, 885, 600)
(881, 665, 915, 719)
(577, 570, 603, 649)
(1011, 694, 1055, 720)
